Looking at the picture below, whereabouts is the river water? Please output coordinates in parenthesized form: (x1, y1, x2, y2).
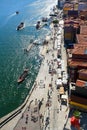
(0, 0, 57, 118)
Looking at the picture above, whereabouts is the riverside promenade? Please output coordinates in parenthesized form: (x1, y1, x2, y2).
(1, 9, 71, 130)
(1, 30, 60, 130)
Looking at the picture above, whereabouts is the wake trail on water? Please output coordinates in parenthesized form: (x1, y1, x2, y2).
(0, 13, 17, 28)
(24, 0, 57, 26)
(0, 0, 58, 118)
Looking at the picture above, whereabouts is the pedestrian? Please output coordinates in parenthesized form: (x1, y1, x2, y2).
(35, 98, 37, 105)
(21, 113, 24, 118)
(42, 116, 44, 123)
(26, 114, 28, 119)
(65, 115, 67, 119)
(60, 105, 62, 111)
(57, 109, 59, 113)
(51, 77, 53, 81)
(45, 76, 46, 80)
(28, 106, 30, 111)
(44, 84, 45, 88)
(25, 120, 28, 124)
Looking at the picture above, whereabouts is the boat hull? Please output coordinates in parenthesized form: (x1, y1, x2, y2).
(16, 22, 25, 31)
(17, 69, 28, 84)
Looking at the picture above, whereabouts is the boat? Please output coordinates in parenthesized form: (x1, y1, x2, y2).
(36, 21, 47, 30)
(42, 17, 48, 22)
(17, 69, 29, 83)
(16, 11, 19, 14)
(36, 21, 41, 29)
(16, 22, 25, 30)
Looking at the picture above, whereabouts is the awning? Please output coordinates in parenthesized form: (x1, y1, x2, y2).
(59, 87, 64, 94)
(61, 94, 67, 100)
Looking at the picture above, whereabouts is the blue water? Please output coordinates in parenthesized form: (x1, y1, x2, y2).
(0, 0, 57, 118)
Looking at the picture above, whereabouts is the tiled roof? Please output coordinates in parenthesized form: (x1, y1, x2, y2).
(78, 69, 87, 74)
(69, 59, 87, 67)
(80, 25, 87, 35)
(76, 34, 87, 43)
(76, 79, 87, 87)
(72, 44, 87, 54)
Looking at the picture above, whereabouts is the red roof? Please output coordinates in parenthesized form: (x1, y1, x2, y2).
(76, 79, 87, 87)
(78, 69, 87, 74)
(69, 59, 87, 68)
(76, 34, 87, 44)
(72, 44, 87, 55)
(80, 25, 87, 35)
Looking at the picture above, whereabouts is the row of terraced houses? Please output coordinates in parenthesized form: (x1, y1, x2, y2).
(58, 0, 87, 111)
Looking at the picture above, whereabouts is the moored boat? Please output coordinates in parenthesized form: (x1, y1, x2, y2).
(36, 21, 41, 29)
(36, 21, 47, 30)
(42, 17, 48, 22)
(17, 69, 29, 83)
(16, 22, 25, 30)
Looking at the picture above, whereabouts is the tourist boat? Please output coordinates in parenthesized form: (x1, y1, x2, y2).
(17, 69, 29, 83)
(16, 22, 25, 30)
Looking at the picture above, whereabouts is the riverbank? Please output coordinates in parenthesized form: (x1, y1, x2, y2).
(0, 28, 56, 130)
(0, 5, 70, 130)
(0, 0, 58, 118)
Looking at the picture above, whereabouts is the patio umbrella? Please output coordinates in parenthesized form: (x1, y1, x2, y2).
(73, 110, 81, 118)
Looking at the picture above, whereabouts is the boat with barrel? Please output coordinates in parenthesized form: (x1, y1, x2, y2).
(16, 22, 25, 30)
(17, 69, 29, 83)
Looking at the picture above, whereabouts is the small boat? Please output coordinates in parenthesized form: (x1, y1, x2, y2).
(17, 69, 29, 83)
(16, 22, 25, 30)
(16, 11, 19, 14)
(36, 21, 47, 30)
(36, 21, 41, 29)
(42, 17, 48, 22)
